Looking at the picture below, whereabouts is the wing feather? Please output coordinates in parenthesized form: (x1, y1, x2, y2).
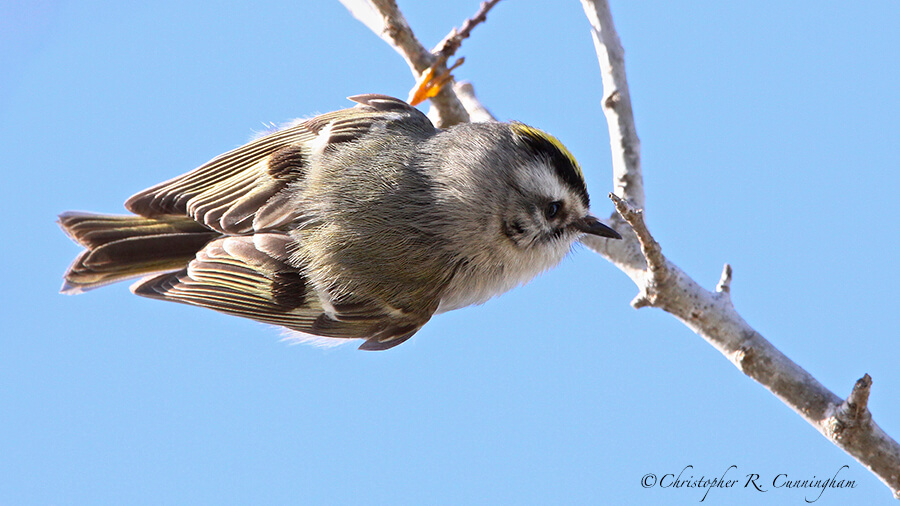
(130, 234, 432, 350)
(124, 95, 434, 236)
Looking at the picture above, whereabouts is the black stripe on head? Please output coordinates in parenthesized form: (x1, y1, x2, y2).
(510, 122, 589, 208)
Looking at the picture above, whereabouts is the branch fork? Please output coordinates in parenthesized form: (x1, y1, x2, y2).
(340, 0, 500, 127)
(343, 0, 900, 497)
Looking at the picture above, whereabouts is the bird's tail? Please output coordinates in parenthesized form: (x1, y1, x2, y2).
(58, 212, 219, 294)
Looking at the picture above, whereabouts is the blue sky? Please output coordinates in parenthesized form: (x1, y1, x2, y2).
(2, 0, 899, 504)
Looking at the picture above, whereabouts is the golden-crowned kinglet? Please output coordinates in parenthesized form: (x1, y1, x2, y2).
(59, 94, 621, 350)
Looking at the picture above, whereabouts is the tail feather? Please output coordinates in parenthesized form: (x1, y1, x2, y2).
(58, 212, 218, 294)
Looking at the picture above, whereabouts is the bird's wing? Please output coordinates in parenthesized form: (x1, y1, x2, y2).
(125, 94, 435, 235)
(130, 234, 433, 350)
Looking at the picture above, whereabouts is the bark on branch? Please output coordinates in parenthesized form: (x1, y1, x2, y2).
(581, 0, 900, 497)
(608, 194, 900, 497)
(340, 0, 900, 497)
(339, 0, 498, 127)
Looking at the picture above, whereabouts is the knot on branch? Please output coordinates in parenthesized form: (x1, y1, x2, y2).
(631, 284, 660, 308)
(732, 332, 775, 379)
(716, 263, 732, 294)
(714, 263, 735, 307)
(827, 374, 873, 442)
(604, 90, 621, 110)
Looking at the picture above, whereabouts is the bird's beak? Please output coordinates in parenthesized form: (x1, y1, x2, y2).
(574, 215, 622, 239)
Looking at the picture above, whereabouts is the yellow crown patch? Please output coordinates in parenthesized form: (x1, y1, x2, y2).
(509, 122, 584, 180)
(510, 122, 589, 206)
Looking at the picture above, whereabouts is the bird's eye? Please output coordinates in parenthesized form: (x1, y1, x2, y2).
(545, 201, 562, 220)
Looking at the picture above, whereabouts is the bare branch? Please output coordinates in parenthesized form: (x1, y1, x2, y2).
(579, 0, 643, 209)
(339, 0, 432, 72)
(339, 0, 470, 127)
(578, 0, 646, 275)
(580, 0, 900, 496)
(345, 0, 900, 497)
(432, 81, 496, 124)
(609, 193, 662, 273)
(432, 0, 503, 61)
(607, 196, 900, 496)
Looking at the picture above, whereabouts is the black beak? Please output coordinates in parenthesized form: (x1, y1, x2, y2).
(574, 215, 621, 239)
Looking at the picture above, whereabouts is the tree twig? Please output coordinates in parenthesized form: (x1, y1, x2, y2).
(341, 0, 499, 128)
(431, 0, 503, 62)
(579, 0, 643, 210)
(342, 0, 900, 497)
(582, 0, 900, 496)
(608, 196, 900, 497)
(339, 0, 470, 127)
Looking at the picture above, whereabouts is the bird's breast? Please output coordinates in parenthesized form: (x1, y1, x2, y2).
(434, 243, 569, 314)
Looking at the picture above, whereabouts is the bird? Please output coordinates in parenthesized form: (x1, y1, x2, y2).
(58, 94, 621, 350)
